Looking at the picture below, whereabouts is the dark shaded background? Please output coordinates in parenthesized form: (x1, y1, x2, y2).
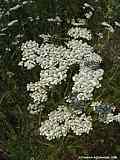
(0, 0, 120, 159)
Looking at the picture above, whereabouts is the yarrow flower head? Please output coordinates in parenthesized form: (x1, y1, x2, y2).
(18, 18, 104, 140)
(39, 105, 92, 140)
(67, 27, 92, 40)
(100, 113, 120, 124)
(72, 67, 104, 101)
(18, 40, 39, 70)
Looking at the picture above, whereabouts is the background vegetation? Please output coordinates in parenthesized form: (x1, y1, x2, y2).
(0, 0, 120, 159)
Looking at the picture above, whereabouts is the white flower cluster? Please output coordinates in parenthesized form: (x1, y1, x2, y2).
(39, 34, 51, 42)
(67, 27, 92, 40)
(72, 67, 104, 100)
(36, 43, 66, 69)
(40, 67, 68, 87)
(65, 39, 102, 68)
(102, 113, 120, 124)
(26, 66, 68, 106)
(27, 81, 48, 103)
(39, 105, 92, 140)
(18, 40, 39, 70)
(18, 19, 104, 114)
(66, 39, 93, 60)
(27, 103, 45, 114)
